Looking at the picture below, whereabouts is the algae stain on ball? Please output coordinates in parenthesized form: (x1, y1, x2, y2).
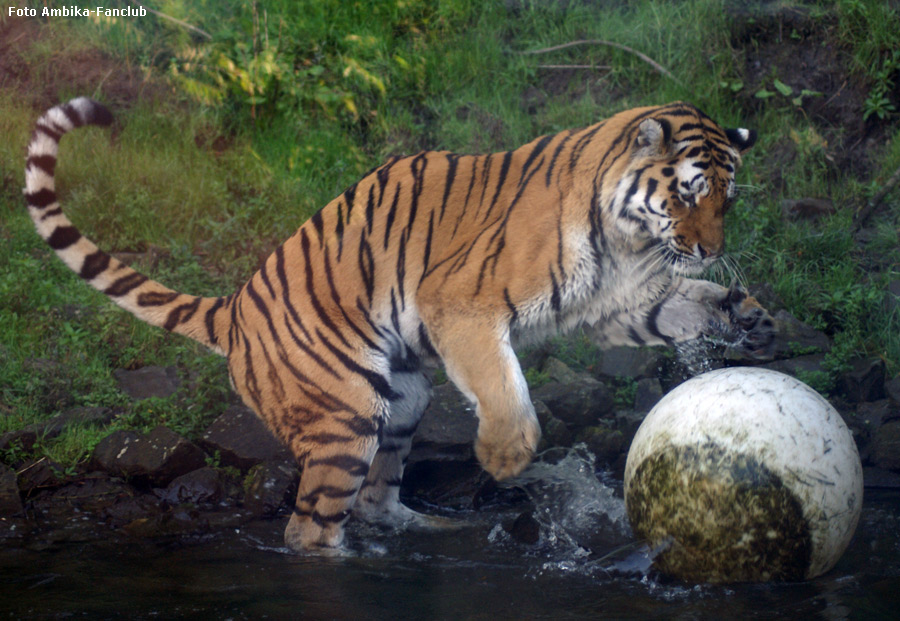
(624, 367, 863, 583)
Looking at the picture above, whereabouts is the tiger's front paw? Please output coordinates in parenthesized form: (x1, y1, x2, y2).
(475, 415, 541, 481)
(720, 282, 776, 359)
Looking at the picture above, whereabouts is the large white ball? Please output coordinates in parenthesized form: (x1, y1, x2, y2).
(624, 367, 862, 583)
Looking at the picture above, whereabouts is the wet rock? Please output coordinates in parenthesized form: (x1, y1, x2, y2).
(16, 459, 67, 495)
(597, 347, 664, 380)
(156, 467, 225, 506)
(535, 400, 573, 450)
(40, 475, 138, 516)
(200, 405, 290, 471)
(885, 375, 900, 405)
(574, 425, 625, 465)
(780, 197, 836, 221)
(871, 421, 900, 472)
(243, 461, 299, 517)
(760, 353, 828, 378)
(123, 506, 209, 538)
(615, 409, 647, 444)
(863, 467, 900, 489)
(91, 426, 207, 486)
(634, 378, 663, 413)
(771, 310, 832, 358)
(838, 358, 886, 403)
(531, 378, 613, 427)
(0, 465, 24, 517)
(503, 510, 541, 544)
(409, 383, 478, 464)
(113, 365, 180, 400)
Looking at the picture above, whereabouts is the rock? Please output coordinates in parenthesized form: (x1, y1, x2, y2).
(0, 429, 38, 455)
(16, 459, 67, 494)
(535, 399, 573, 450)
(871, 421, 900, 471)
(863, 467, 900, 489)
(748, 282, 784, 313)
(200, 405, 290, 471)
(42, 407, 116, 437)
(615, 409, 647, 444)
(409, 383, 478, 464)
(531, 378, 613, 427)
(771, 310, 831, 358)
(44, 475, 138, 515)
(838, 358, 886, 403)
(780, 197, 835, 220)
(91, 426, 207, 486)
(123, 506, 210, 538)
(760, 353, 828, 378)
(885, 375, 900, 405)
(597, 347, 664, 380)
(541, 357, 584, 384)
(574, 425, 625, 465)
(156, 467, 225, 506)
(885, 281, 900, 316)
(634, 378, 663, 413)
(0, 465, 24, 517)
(243, 461, 299, 517)
(503, 510, 541, 544)
(114, 366, 180, 400)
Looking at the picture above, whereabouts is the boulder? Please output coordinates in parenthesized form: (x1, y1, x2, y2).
(91, 426, 207, 486)
(597, 347, 664, 380)
(535, 399, 573, 450)
(771, 310, 832, 358)
(409, 383, 478, 464)
(243, 461, 299, 517)
(634, 377, 663, 413)
(156, 467, 225, 506)
(0, 465, 23, 517)
(574, 425, 625, 465)
(200, 405, 290, 471)
(114, 366, 180, 400)
(871, 421, 900, 472)
(531, 378, 614, 427)
(838, 358, 887, 403)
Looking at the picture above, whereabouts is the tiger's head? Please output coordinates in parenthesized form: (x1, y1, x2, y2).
(609, 104, 756, 276)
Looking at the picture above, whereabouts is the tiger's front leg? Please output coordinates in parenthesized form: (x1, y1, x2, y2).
(423, 314, 540, 481)
(592, 277, 775, 358)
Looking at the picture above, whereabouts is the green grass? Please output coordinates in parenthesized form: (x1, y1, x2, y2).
(1, 0, 899, 470)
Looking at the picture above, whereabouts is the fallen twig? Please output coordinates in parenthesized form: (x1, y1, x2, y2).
(129, 0, 212, 40)
(536, 64, 612, 70)
(519, 39, 682, 85)
(855, 162, 900, 229)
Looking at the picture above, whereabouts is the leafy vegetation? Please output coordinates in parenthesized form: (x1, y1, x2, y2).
(1, 0, 898, 470)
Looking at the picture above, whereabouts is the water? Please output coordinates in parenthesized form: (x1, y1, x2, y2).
(1, 450, 898, 619)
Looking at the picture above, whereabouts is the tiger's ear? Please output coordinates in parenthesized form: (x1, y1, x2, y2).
(633, 118, 672, 158)
(725, 128, 757, 154)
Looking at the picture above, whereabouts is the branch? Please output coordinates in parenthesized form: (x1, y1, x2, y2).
(519, 39, 682, 85)
(129, 0, 212, 40)
(536, 64, 611, 71)
(854, 162, 900, 229)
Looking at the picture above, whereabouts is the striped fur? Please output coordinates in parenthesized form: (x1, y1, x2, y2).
(26, 98, 773, 551)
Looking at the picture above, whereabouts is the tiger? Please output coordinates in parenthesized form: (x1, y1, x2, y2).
(25, 97, 774, 552)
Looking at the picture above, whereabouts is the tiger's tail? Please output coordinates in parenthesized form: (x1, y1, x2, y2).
(24, 98, 229, 354)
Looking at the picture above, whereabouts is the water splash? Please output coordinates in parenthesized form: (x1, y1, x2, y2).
(503, 445, 629, 554)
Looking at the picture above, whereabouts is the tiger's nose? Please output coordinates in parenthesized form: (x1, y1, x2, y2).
(697, 243, 723, 259)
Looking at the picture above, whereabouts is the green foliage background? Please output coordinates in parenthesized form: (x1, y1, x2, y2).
(1, 0, 898, 467)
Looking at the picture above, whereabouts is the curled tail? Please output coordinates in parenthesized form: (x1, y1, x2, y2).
(25, 98, 229, 354)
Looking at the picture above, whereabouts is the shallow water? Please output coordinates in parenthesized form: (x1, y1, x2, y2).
(2, 452, 898, 619)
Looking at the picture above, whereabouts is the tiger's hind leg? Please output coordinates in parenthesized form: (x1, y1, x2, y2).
(352, 368, 431, 527)
(282, 387, 386, 553)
